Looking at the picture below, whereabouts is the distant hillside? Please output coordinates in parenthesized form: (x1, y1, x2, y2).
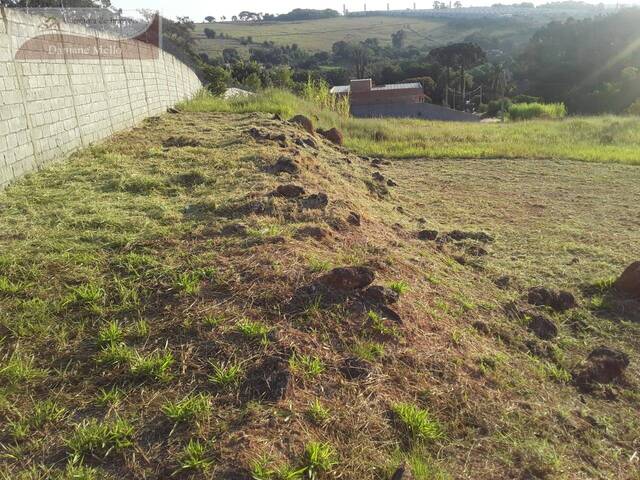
(193, 8, 602, 58)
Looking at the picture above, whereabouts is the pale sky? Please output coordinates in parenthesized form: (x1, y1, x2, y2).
(119, 0, 629, 21)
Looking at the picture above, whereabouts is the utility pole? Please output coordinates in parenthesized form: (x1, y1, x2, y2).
(387, 3, 390, 11)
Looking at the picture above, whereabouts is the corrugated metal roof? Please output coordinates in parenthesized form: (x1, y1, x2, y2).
(330, 85, 350, 94)
(330, 82, 422, 94)
(372, 82, 422, 91)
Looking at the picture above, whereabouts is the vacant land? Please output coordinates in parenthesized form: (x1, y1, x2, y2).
(389, 157, 640, 290)
(193, 15, 535, 56)
(0, 104, 638, 479)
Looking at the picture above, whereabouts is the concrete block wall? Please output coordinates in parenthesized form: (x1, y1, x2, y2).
(0, 8, 202, 189)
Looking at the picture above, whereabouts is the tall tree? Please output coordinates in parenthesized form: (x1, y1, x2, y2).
(429, 43, 486, 110)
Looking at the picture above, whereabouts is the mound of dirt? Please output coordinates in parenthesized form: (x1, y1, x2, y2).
(289, 114, 314, 135)
(574, 346, 630, 390)
(318, 127, 344, 145)
(615, 261, 640, 297)
(528, 286, 577, 311)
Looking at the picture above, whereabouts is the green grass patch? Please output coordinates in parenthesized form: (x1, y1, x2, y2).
(392, 402, 443, 444)
(181, 89, 640, 165)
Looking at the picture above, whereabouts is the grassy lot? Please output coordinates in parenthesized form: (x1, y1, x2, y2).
(388, 157, 640, 289)
(0, 98, 639, 479)
(193, 15, 535, 56)
(183, 90, 640, 165)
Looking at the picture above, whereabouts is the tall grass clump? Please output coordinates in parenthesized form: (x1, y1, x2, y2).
(508, 102, 567, 121)
(302, 77, 350, 118)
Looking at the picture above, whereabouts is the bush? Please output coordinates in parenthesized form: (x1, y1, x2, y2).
(203, 28, 216, 39)
(508, 102, 567, 121)
(202, 66, 230, 96)
(487, 98, 512, 117)
(627, 99, 640, 115)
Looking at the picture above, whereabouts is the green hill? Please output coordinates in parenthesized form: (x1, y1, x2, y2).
(194, 15, 538, 57)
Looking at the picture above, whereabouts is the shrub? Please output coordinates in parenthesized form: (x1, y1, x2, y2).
(627, 98, 640, 115)
(487, 98, 512, 117)
(202, 65, 230, 96)
(508, 102, 567, 121)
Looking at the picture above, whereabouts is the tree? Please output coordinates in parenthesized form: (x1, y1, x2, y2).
(429, 43, 486, 110)
(454, 1, 463, 7)
(202, 65, 230, 95)
(204, 16, 216, 23)
(391, 29, 407, 49)
(231, 16, 238, 22)
(244, 72, 262, 91)
(203, 28, 216, 39)
(222, 48, 240, 64)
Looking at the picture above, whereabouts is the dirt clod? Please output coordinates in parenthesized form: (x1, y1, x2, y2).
(319, 266, 375, 291)
(340, 356, 372, 380)
(574, 346, 630, 390)
(289, 114, 314, 135)
(244, 357, 291, 402)
(362, 285, 399, 305)
(372, 171, 385, 182)
(295, 226, 328, 240)
(347, 211, 361, 226)
(271, 156, 300, 175)
(527, 313, 558, 340)
(615, 261, 640, 297)
(275, 184, 305, 198)
(528, 286, 577, 312)
(445, 230, 494, 243)
(417, 229, 439, 241)
(318, 127, 344, 145)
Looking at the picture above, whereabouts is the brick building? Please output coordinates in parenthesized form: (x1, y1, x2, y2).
(330, 79, 426, 106)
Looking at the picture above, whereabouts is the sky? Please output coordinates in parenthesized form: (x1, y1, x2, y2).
(120, 0, 634, 21)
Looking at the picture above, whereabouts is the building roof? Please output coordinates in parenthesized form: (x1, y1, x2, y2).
(330, 82, 422, 94)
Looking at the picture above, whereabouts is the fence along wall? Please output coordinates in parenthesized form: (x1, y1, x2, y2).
(0, 8, 202, 189)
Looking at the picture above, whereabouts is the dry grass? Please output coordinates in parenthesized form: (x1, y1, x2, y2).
(0, 108, 638, 479)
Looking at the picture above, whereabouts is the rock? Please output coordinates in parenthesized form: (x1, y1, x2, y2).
(615, 261, 640, 298)
(390, 463, 414, 480)
(347, 211, 361, 226)
(417, 229, 439, 241)
(372, 171, 385, 182)
(289, 115, 314, 135)
(362, 285, 399, 305)
(494, 275, 511, 289)
(220, 223, 247, 236)
(527, 313, 558, 340)
(318, 127, 344, 145)
(445, 230, 494, 243)
(387, 179, 398, 187)
(319, 267, 375, 291)
(272, 113, 282, 121)
(340, 356, 371, 380)
(244, 357, 291, 402)
(271, 156, 300, 175)
(574, 346, 630, 389)
(302, 193, 328, 209)
(275, 184, 305, 198)
(528, 287, 577, 312)
(295, 226, 328, 240)
(167, 106, 180, 114)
